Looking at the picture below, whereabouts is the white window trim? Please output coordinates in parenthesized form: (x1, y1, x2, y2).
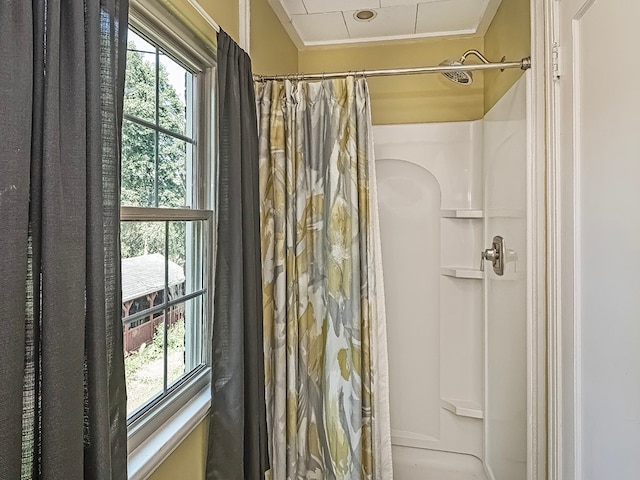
(123, 208, 214, 455)
(125, 3, 217, 477)
(127, 384, 211, 480)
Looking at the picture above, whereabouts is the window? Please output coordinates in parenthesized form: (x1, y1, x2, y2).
(121, 4, 215, 463)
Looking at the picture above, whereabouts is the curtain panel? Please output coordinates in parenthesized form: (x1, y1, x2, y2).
(255, 77, 393, 480)
(0, 1, 129, 478)
(206, 30, 270, 480)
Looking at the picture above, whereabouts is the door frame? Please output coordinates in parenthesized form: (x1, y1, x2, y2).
(528, 0, 552, 479)
(540, 0, 573, 479)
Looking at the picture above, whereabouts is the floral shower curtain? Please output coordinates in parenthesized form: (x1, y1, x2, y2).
(255, 77, 392, 480)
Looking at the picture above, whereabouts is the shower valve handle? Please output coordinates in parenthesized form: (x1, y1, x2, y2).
(480, 248, 498, 271)
(480, 235, 505, 276)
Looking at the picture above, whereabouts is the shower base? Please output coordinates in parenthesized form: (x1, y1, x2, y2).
(392, 445, 488, 480)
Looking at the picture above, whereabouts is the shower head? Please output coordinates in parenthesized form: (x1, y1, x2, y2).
(439, 49, 494, 86)
(439, 59, 473, 85)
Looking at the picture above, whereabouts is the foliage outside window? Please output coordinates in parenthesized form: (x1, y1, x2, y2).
(120, 27, 212, 421)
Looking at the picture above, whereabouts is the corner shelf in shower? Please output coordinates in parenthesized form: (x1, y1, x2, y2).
(441, 399, 483, 419)
(441, 267, 483, 280)
(441, 209, 483, 219)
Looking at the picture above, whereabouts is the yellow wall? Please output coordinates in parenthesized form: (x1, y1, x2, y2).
(206, 0, 241, 41)
(299, 36, 485, 125)
(160, 1, 509, 126)
(147, 418, 209, 480)
(162, 0, 297, 75)
(250, 0, 298, 75)
(483, 0, 531, 112)
(160, 0, 238, 46)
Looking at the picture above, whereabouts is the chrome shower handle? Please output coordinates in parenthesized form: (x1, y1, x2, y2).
(480, 247, 498, 272)
(480, 235, 505, 276)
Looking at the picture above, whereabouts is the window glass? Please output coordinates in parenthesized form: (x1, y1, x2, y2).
(121, 121, 156, 208)
(122, 29, 196, 209)
(121, 218, 208, 417)
(157, 134, 189, 208)
(159, 53, 193, 137)
(124, 30, 157, 125)
(167, 296, 204, 387)
(121, 27, 210, 421)
(121, 222, 167, 415)
(169, 220, 204, 298)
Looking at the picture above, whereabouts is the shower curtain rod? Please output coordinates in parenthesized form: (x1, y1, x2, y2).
(254, 57, 531, 82)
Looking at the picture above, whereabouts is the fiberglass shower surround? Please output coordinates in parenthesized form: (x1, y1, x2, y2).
(374, 77, 529, 479)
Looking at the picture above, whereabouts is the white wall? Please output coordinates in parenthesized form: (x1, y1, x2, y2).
(572, 2, 640, 477)
(553, 1, 640, 478)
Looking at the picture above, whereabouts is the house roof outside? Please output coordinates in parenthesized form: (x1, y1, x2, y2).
(121, 253, 185, 302)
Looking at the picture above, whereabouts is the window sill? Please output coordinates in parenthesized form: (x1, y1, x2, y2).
(127, 385, 211, 480)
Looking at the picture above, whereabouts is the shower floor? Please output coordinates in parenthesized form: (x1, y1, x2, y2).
(392, 446, 488, 480)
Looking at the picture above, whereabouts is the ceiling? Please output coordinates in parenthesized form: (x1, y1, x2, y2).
(267, 0, 502, 48)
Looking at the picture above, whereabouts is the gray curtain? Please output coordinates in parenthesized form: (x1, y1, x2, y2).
(207, 30, 270, 479)
(0, 1, 129, 479)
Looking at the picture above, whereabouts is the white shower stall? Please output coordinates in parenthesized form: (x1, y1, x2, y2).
(374, 76, 529, 480)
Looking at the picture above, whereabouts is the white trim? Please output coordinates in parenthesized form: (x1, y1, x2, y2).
(545, 0, 563, 478)
(528, 1, 549, 479)
(239, 0, 251, 53)
(525, 66, 546, 480)
(297, 28, 478, 48)
(475, 0, 502, 37)
(187, 0, 221, 33)
(121, 207, 212, 222)
(128, 386, 211, 480)
(571, 3, 598, 478)
(129, 0, 216, 70)
(265, 0, 306, 50)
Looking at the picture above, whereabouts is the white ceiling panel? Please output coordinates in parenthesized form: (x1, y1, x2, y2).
(291, 12, 350, 43)
(416, 0, 487, 34)
(280, 0, 307, 16)
(302, 0, 379, 15)
(270, 0, 501, 47)
(380, 0, 444, 7)
(345, 5, 418, 39)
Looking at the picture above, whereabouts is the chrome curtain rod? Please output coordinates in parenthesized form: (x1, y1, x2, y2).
(254, 57, 531, 82)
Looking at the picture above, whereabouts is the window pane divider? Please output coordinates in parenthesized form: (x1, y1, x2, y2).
(121, 206, 212, 221)
(123, 289, 207, 326)
(162, 221, 169, 392)
(124, 113, 197, 144)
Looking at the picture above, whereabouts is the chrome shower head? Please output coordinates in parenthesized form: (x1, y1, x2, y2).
(439, 59, 473, 85)
(440, 50, 492, 86)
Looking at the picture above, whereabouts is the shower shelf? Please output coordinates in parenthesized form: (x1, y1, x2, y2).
(441, 399, 483, 419)
(441, 209, 483, 219)
(441, 267, 483, 280)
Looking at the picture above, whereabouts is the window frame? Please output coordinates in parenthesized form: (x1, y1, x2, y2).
(122, 208, 213, 431)
(124, 2, 217, 476)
